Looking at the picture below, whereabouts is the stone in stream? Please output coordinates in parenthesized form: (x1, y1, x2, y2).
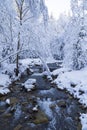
(26, 68, 34, 75)
(14, 124, 22, 130)
(77, 122, 82, 130)
(49, 103, 56, 109)
(3, 113, 12, 118)
(33, 110, 49, 124)
(5, 97, 18, 113)
(57, 100, 66, 108)
(32, 105, 38, 112)
(6, 99, 10, 105)
(22, 78, 36, 92)
(9, 97, 18, 105)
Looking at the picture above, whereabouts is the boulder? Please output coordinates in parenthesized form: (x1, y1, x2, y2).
(33, 110, 49, 124)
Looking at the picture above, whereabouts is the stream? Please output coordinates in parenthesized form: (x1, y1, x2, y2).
(0, 63, 86, 130)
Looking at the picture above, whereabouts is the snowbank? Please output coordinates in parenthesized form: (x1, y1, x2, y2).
(19, 58, 42, 66)
(46, 57, 59, 64)
(0, 74, 11, 95)
(52, 67, 87, 130)
(80, 114, 87, 130)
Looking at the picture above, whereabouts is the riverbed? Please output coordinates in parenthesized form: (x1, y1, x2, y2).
(0, 63, 86, 130)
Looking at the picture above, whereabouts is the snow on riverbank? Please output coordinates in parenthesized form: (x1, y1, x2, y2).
(0, 74, 11, 95)
(19, 58, 42, 66)
(52, 67, 87, 130)
(80, 114, 87, 130)
(19, 58, 58, 66)
(0, 58, 56, 95)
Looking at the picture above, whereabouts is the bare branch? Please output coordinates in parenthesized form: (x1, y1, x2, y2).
(23, 15, 33, 23)
(22, 8, 30, 18)
(0, 49, 27, 63)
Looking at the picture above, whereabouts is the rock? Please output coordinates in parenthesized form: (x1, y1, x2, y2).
(49, 104, 56, 109)
(22, 78, 36, 92)
(14, 124, 22, 130)
(52, 75, 58, 80)
(3, 113, 12, 118)
(26, 85, 35, 92)
(6, 99, 10, 105)
(26, 68, 33, 75)
(10, 105, 16, 113)
(68, 94, 73, 99)
(57, 100, 66, 108)
(24, 79, 36, 85)
(0, 109, 5, 113)
(71, 83, 76, 88)
(79, 90, 84, 95)
(0, 96, 5, 100)
(47, 75, 52, 80)
(33, 110, 49, 124)
(22, 102, 28, 106)
(77, 122, 82, 130)
(32, 105, 38, 112)
(10, 97, 18, 105)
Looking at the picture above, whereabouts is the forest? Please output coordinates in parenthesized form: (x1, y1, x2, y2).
(0, 0, 87, 130)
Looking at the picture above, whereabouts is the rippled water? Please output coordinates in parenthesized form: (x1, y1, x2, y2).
(0, 63, 85, 130)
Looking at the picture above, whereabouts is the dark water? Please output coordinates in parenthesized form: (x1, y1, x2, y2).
(0, 63, 86, 130)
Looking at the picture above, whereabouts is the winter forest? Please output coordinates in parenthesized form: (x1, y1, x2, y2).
(0, 0, 87, 130)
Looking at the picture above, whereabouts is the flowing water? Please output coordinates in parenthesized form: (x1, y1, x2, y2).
(0, 63, 86, 130)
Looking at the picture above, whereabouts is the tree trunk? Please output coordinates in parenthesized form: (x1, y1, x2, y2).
(16, 32, 20, 76)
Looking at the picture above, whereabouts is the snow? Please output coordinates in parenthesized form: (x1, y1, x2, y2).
(52, 67, 87, 130)
(24, 78, 36, 85)
(6, 99, 10, 105)
(46, 57, 58, 64)
(0, 74, 11, 95)
(20, 58, 59, 66)
(80, 114, 87, 130)
(19, 58, 42, 66)
(52, 67, 71, 76)
(23, 78, 36, 92)
(0, 74, 11, 87)
(0, 87, 10, 95)
(25, 84, 35, 92)
(1, 63, 15, 74)
(32, 105, 38, 112)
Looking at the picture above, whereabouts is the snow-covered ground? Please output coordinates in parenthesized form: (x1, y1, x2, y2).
(0, 74, 11, 95)
(19, 58, 58, 66)
(19, 58, 42, 66)
(0, 63, 17, 95)
(0, 58, 48, 95)
(0, 59, 40, 95)
(52, 67, 87, 130)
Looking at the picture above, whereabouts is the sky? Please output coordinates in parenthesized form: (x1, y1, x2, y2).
(45, 0, 71, 19)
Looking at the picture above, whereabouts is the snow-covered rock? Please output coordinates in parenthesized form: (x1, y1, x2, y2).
(6, 99, 10, 105)
(32, 105, 38, 112)
(24, 79, 36, 85)
(23, 78, 36, 92)
(0, 87, 10, 95)
(25, 85, 35, 92)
